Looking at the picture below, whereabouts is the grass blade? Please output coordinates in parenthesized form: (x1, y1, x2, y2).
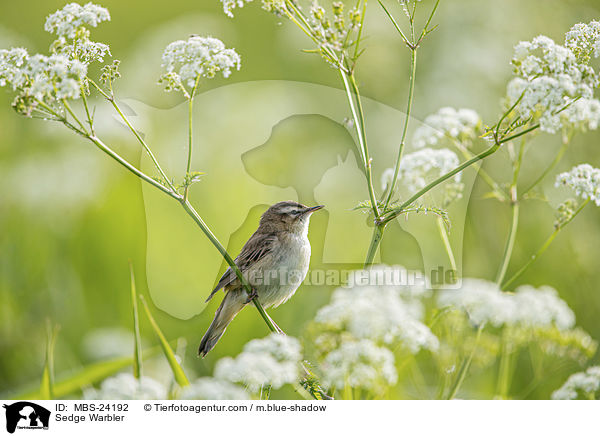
(10, 346, 162, 400)
(139, 295, 190, 387)
(129, 261, 143, 379)
(40, 323, 59, 400)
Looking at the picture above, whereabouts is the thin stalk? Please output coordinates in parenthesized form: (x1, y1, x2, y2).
(437, 216, 457, 272)
(62, 99, 88, 134)
(502, 198, 590, 289)
(87, 78, 176, 193)
(87, 135, 180, 200)
(81, 86, 95, 135)
(495, 202, 519, 285)
(340, 70, 381, 220)
(364, 223, 386, 267)
(497, 137, 527, 284)
(521, 140, 568, 198)
(383, 47, 417, 210)
(445, 323, 484, 400)
(381, 141, 503, 225)
(495, 332, 515, 399)
(184, 76, 202, 202)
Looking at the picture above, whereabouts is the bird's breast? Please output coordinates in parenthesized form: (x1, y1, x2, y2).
(255, 233, 311, 308)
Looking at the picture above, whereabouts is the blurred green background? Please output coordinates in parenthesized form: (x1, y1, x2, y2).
(1, 0, 599, 398)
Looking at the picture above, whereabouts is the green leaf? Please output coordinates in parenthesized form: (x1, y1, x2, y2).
(129, 261, 143, 379)
(39, 322, 59, 400)
(139, 295, 190, 387)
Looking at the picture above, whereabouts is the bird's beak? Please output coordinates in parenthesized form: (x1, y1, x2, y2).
(304, 205, 325, 214)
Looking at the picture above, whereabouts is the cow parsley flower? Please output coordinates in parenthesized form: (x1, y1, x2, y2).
(413, 107, 482, 149)
(507, 34, 600, 133)
(84, 373, 167, 400)
(159, 36, 241, 96)
(180, 377, 250, 400)
(45, 2, 110, 39)
(437, 279, 575, 330)
(314, 268, 438, 353)
(0, 48, 28, 90)
(321, 340, 398, 393)
(565, 21, 600, 64)
(381, 148, 463, 205)
(555, 164, 600, 206)
(551, 366, 600, 400)
(52, 38, 111, 64)
(213, 333, 301, 392)
(221, 0, 253, 18)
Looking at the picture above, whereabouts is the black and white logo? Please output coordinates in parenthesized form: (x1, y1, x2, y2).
(3, 402, 50, 434)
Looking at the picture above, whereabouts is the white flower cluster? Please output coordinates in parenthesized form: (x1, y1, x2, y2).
(84, 373, 167, 400)
(437, 279, 575, 330)
(0, 48, 87, 114)
(551, 366, 600, 400)
(180, 377, 250, 400)
(321, 340, 398, 393)
(160, 36, 241, 94)
(44, 2, 110, 39)
(221, 0, 253, 18)
(565, 21, 600, 63)
(315, 266, 438, 352)
(214, 333, 301, 392)
(381, 148, 463, 204)
(413, 107, 481, 149)
(508, 30, 600, 133)
(220, 0, 287, 18)
(555, 164, 600, 206)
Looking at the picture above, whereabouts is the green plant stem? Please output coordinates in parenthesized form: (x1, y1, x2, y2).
(380, 140, 504, 225)
(364, 223, 386, 267)
(88, 135, 180, 200)
(496, 332, 515, 399)
(383, 47, 417, 210)
(183, 76, 201, 202)
(521, 140, 569, 198)
(437, 216, 457, 272)
(129, 261, 143, 379)
(340, 70, 380, 220)
(87, 79, 178, 194)
(495, 202, 519, 285)
(502, 198, 590, 289)
(445, 324, 484, 399)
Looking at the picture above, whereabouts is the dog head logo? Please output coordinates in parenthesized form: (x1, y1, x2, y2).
(3, 402, 50, 433)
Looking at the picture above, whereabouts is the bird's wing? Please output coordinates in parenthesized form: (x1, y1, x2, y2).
(205, 231, 279, 302)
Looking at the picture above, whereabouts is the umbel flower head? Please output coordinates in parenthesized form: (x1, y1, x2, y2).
(565, 20, 600, 64)
(44, 2, 110, 39)
(413, 107, 481, 149)
(213, 333, 301, 392)
(551, 366, 600, 400)
(0, 48, 87, 116)
(180, 377, 250, 400)
(381, 148, 464, 206)
(320, 339, 398, 394)
(84, 373, 167, 400)
(555, 164, 600, 206)
(159, 36, 241, 97)
(507, 25, 600, 134)
(313, 266, 438, 353)
(437, 279, 575, 330)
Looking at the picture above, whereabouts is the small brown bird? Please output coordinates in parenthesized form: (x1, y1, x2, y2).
(198, 201, 324, 356)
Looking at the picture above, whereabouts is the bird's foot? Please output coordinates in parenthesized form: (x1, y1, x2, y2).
(244, 288, 259, 304)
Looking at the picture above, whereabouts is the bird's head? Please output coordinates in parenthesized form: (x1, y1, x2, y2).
(259, 201, 324, 235)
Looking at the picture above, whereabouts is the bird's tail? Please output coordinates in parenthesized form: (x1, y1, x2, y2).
(198, 291, 245, 357)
